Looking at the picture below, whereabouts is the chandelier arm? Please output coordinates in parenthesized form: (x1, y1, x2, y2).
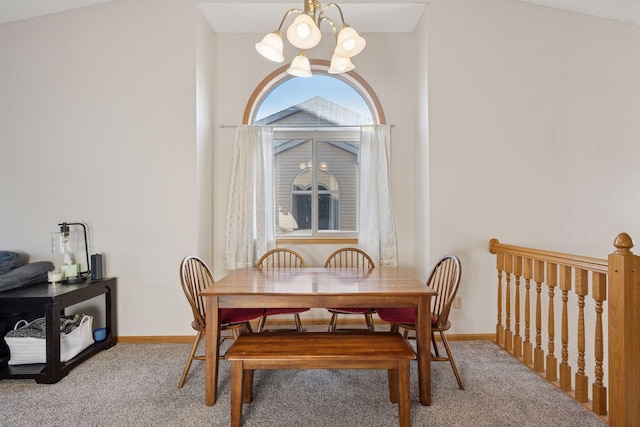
(318, 3, 346, 27)
(276, 8, 304, 31)
(306, 0, 319, 14)
(318, 16, 338, 40)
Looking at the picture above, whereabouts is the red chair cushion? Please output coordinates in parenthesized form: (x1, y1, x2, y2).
(220, 308, 264, 325)
(328, 307, 374, 314)
(377, 307, 437, 326)
(263, 308, 310, 316)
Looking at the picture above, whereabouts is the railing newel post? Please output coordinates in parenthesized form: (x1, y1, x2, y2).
(608, 232, 640, 427)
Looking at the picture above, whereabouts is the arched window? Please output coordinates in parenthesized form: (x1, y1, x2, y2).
(244, 60, 384, 239)
(290, 167, 340, 232)
(244, 60, 385, 126)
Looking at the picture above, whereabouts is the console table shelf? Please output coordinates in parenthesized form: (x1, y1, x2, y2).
(0, 277, 117, 383)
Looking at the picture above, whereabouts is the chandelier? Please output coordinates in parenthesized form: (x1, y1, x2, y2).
(255, 0, 366, 77)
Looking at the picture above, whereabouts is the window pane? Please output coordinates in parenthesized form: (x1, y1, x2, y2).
(274, 137, 359, 236)
(255, 75, 374, 126)
(275, 139, 312, 235)
(317, 141, 358, 234)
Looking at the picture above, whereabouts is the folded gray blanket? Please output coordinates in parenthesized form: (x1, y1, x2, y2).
(0, 261, 54, 293)
(5, 314, 85, 339)
(0, 251, 24, 275)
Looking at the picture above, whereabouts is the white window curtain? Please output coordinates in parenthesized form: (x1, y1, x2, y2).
(223, 125, 275, 270)
(359, 124, 398, 267)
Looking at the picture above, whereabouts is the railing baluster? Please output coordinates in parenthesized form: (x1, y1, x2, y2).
(496, 251, 504, 346)
(592, 271, 607, 415)
(523, 257, 533, 365)
(546, 262, 558, 381)
(574, 268, 589, 402)
(534, 260, 545, 372)
(504, 254, 513, 352)
(513, 256, 523, 357)
(559, 265, 572, 391)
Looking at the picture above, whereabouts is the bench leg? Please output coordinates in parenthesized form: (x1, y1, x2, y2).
(230, 361, 244, 427)
(387, 368, 398, 403)
(398, 360, 411, 427)
(243, 369, 254, 403)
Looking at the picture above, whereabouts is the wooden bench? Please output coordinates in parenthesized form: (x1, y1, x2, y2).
(226, 332, 416, 427)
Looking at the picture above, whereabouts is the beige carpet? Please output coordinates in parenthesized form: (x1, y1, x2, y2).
(0, 339, 607, 427)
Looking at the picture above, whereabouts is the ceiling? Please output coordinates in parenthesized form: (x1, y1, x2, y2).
(0, 0, 110, 24)
(0, 0, 638, 27)
(521, 0, 640, 25)
(200, 2, 427, 33)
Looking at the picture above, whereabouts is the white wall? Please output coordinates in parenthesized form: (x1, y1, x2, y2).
(0, 0, 200, 336)
(427, 0, 640, 334)
(196, 9, 217, 262)
(414, 6, 430, 283)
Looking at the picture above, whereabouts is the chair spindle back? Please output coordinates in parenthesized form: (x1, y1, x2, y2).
(427, 255, 461, 328)
(180, 256, 213, 330)
(256, 248, 307, 269)
(324, 248, 375, 269)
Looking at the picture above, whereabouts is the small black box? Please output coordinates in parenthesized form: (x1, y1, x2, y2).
(91, 253, 103, 280)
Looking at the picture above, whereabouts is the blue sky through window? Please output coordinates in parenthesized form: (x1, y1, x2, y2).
(255, 75, 373, 122)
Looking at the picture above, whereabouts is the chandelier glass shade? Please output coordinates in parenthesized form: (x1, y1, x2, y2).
(288, 51, 313, 77)
(335, 25, 366, 57)
(255, 31, 285, 62)
(328, 53, 354, 74)
(255, 0, 366, 77)
(287, 13, 322, 49)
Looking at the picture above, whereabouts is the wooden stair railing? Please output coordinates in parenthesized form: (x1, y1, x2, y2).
(489, 233, 640, 426)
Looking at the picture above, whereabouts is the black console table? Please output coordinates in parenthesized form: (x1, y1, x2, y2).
(0, 277, 117, 383)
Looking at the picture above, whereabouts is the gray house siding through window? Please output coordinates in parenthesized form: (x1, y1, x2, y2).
(275, 140, 358, 233)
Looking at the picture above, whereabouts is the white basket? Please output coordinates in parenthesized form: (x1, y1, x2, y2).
(4, 315, 95, 365)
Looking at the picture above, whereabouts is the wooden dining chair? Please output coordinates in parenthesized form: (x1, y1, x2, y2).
(255, 248, 309, 332)
(178, 256, 264, 388)
(324, 248, 376, 332)
(377, 254, 464, 389)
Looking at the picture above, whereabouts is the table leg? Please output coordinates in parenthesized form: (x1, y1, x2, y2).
(387, 368, 398, 403)
(43, 302, 61, 383)
(205, 296, 221, 406)
(398, 360, 411, 427)
(243, 369, 254, 403)
(416, 295, 432, 406)
(106, 282, 118, 341)
(230, 361, 243, 427)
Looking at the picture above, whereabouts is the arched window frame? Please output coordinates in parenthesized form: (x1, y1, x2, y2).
(243, 59, 385, 243)
(243, 59, 385, 126)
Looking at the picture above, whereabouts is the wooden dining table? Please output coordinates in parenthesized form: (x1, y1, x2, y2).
(201, 267, 437, 407)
